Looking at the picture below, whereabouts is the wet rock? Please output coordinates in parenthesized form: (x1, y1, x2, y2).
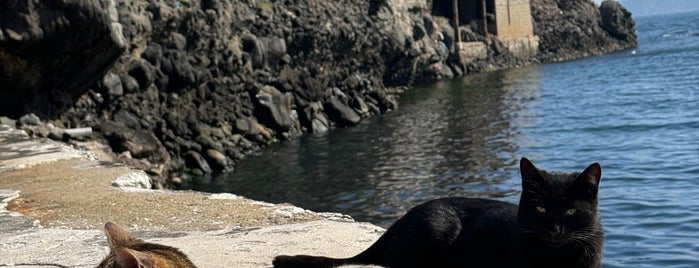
(0, 0, 125, 118)
(351, 95, 370, 116)
(235, 117, 261, 136)
(205, 149, 229, 171)
(184, 151, 212, 174)
(195, 134, 224, 153)
(324, 97, 361, 126)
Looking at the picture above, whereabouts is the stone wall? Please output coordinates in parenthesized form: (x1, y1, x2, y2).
(494, 0, 535, 39)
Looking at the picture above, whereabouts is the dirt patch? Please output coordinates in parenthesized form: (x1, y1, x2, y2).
(0, 158, 323, 231)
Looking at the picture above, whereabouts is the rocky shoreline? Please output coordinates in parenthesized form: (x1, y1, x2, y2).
(0, 0, 636, 186)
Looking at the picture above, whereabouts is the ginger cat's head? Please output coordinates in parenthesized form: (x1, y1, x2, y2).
(97, 222, 198, 268)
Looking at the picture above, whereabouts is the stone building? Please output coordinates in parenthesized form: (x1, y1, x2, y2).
(433, 0, 540, 59)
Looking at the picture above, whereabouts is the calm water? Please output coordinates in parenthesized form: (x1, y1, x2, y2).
(190, 11, 699, 267)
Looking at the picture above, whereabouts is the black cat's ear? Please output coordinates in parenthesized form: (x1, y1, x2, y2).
(572, 163, 601, 198)
(520, 157, 545, 187)
(576, 162, 602, 186)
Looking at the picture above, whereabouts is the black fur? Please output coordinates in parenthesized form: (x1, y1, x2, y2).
(273, 158, 603, 268)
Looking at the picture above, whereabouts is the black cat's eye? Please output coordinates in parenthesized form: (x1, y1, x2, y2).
(565, 208, 577, 216)
(536, 206, 546, 213)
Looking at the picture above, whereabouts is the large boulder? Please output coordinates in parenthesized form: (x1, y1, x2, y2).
(599, 0, 636, 42)
(531, 0, 637, 62)
(0, 0, 126, 117)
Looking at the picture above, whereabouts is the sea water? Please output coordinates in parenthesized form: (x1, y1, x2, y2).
(191, 11, 699, 267)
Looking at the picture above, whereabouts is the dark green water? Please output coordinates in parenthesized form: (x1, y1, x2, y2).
(190, 11, 699, 267)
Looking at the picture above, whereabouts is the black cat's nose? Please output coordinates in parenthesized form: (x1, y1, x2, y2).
(549, 224, 565, 238)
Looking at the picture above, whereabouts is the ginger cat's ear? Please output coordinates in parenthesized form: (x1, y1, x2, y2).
(104, 222, 144, 248)
(115, 247, 152, 268)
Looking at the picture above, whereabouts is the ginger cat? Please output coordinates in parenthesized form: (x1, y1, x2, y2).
(97, 222, 198, 268)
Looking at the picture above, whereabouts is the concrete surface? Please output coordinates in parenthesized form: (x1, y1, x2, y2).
(0, 211, 383, 268)
(0, 124, 386, 267)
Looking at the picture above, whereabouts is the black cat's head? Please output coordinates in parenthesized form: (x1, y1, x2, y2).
(517, 158, 602, 247)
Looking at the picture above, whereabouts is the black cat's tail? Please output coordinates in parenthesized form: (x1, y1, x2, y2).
(272, 255, 349, 268)
(273, 242, 383, 268)
(273, 229, 389, 268)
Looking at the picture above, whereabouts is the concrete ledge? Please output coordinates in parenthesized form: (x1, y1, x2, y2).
(0, 218, 384, 268)
(0, 125, 387, 267)
(0, 124, 83, 172)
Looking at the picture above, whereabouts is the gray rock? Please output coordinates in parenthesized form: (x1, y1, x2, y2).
(101, 122, 170, 165)
(102, 72, 123, 97)
(167, 32, 188, 51)
(255, 85, 293, 132)
(121, 74, 140, 93)
(128, 58, 156, 89)
(143, 42, 163, 63)
(205, 149, 229, 171)
(264, 37, 287, 69)
(184, 151, 212, 174)
(325, 97, 361, 126)
(241, 33, 265, 69)
(111, 171, 153, 189)
(532, 0, 637, 62)
(18, 113, 41, 126)
(0, 0, 125, 118)
(600, 0, 636, 42)
(0, 117, 16, 126)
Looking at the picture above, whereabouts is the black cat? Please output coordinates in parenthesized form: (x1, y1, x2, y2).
(273, 158, 603, 268)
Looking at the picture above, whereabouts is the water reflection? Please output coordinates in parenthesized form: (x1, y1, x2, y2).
(189, 65, 542, 225)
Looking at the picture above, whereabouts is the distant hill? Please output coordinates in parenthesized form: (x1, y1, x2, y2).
(617, 0, 699, 16)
